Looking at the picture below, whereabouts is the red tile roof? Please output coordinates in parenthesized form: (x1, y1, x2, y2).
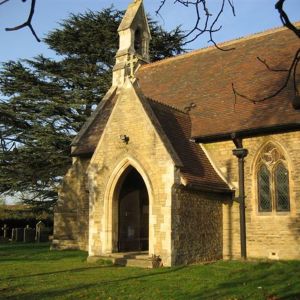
(137, 25, 300, 140)
(71, 25, 299, 192)
(71, 89, 118, 156)
(148, 100, 230, 191)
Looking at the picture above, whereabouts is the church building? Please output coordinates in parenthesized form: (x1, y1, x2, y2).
(52, 0, 300, 266)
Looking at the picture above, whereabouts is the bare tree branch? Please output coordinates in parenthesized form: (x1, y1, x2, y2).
(208, 0, 235, 51)
(155, 0, 167, 17)
(292, 54, 300, 94)
(275, 0, 300, 38)
(232, 0, 300, 104)
(256, 56, 288, 72)
(232, 48, 300, 104)
(156, 0, 236, 49)
(3, 0, 40, 42)
(227, 0, 236, 16)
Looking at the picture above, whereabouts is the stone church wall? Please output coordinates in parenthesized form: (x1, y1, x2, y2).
(171, 186, 228, 265)
(52, 157, 90, 250)
(204, 131, 300, 260)
(87, 85, 176, 266)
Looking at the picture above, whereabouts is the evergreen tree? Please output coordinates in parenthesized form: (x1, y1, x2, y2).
(0, 8, 185, 211)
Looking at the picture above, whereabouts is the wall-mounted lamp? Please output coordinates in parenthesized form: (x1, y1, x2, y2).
(120, 134, 129, 144)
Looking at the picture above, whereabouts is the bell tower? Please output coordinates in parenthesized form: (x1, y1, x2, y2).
(112, 0, 151, 87)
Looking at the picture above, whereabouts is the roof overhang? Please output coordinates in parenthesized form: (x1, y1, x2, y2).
(192, 123, 300, 143)
(175, 183, 233, 195)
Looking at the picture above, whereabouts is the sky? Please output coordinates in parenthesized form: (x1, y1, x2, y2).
(0, 0, 299, 63)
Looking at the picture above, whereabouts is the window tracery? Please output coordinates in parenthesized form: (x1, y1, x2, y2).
(256, 143, 290, 213)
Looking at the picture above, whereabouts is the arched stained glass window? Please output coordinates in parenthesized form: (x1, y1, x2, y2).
(256, 143, 290, 214)
(275, 163, 290, 212)
(258, 165, 272, 212)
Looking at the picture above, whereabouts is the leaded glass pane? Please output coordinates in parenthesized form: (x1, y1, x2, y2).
(258, 165, 272, 212)
(275, 163, 290, 211)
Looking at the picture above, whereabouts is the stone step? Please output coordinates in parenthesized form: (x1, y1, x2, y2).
(114, 257, 153, 268)
(88, 252, 153, 268)
(110, 251, 148, 259)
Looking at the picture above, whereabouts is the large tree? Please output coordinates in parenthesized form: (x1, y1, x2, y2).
(0, 7, 185, 211)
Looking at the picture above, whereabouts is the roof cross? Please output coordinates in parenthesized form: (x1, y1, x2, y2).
(184, 102, 196, 113)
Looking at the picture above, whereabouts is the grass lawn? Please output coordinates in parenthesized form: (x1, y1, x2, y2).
(0, 243, 299, 300)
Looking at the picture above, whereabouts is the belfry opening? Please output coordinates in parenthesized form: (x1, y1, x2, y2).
(117, 167, 149, 252)
(134, 28, 143, 56)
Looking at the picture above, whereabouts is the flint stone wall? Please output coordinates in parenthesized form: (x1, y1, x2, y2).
(172, 185, 229, 265)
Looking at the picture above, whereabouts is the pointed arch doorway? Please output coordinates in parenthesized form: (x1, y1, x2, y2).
(118, 167, 149, 252)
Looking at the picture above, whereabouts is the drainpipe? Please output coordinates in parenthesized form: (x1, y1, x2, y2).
(231, 133, 248, 260)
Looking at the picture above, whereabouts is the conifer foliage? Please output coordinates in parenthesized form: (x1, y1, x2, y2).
(0, 8, 185, 211)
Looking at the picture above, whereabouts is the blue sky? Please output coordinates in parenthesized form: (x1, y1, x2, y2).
(0, 0, 299, 63)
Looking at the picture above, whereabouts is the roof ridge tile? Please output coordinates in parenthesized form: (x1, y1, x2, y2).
(147, 98, 187, 115)
(140, 22, 300, 70)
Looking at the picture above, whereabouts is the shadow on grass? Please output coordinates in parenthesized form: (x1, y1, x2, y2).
(189, 261, 300, 300)
(0, 242, 50, 250)
(3, 266, 187, 300)
(2, 243, 300, 300)
(0, 252, 86, 263)
(97, 265, 186, 284)
(4, 284, 97, 300)
(0, 242, 87, 262)
(4, 265, 114, 280)
(5, 264, 185, 281)
(281, 293, 300, 300)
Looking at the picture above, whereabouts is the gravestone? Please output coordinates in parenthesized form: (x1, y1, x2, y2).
(36, 221, 50, 242)
(24, 225, 36, 243)
(15, 228, 24, 242)
(11, 228, 16, 241)
(1, 224, 9, 239)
